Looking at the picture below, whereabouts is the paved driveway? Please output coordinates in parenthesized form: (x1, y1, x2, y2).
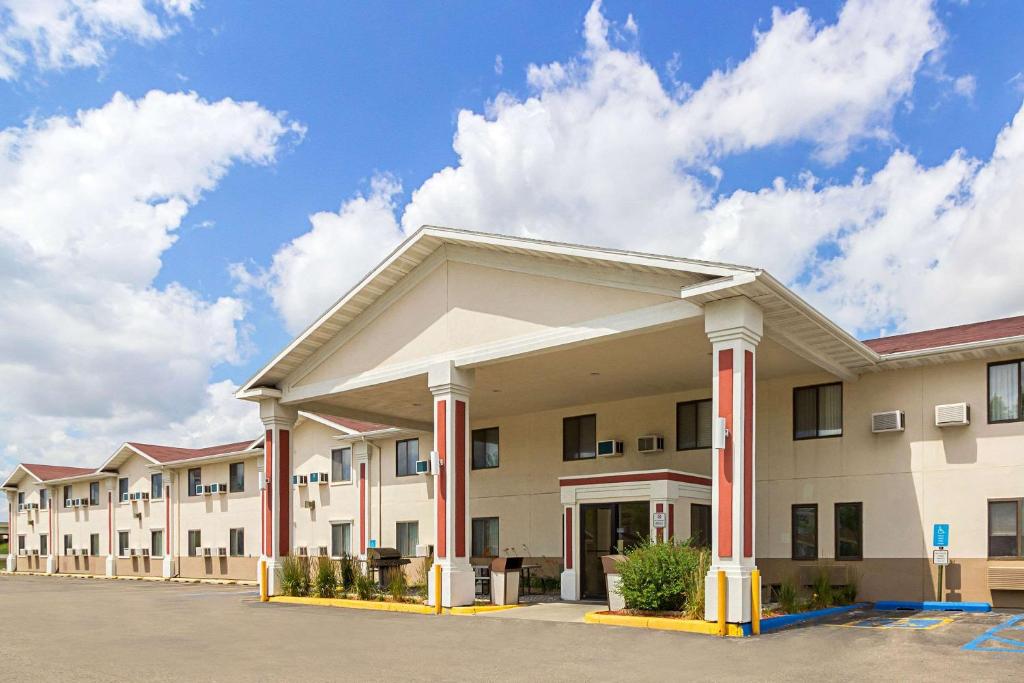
(0, 575, 1020, 681)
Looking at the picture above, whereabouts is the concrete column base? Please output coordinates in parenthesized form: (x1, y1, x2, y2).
(162, 555, 173, 578)
(704, 565, 753, 623)
(105, 554, 116, 578)
(264, 557, 283, 596)
(45, 555, 56, 574)
(560, 569, 578, 601)
(427, 562, 475, 607)
(6, 554, 16, 572)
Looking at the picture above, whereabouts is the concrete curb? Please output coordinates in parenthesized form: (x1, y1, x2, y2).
(269, 595, 436, 614)
(449, 603, 523, 615)
(1, 570, 255, 587)
(874, 600, 991, 613)
(756, 602, 867, 634)
(584, 611, 747, 637)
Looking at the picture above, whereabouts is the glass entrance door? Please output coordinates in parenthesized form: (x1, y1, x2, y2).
(579, 501, 650, 599)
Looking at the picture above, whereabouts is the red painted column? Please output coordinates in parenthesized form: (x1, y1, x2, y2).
(359, 462, 367, 555)
(259, 399, 297, 596)
(717, 349, 734, 558)
(435, 400, 447, 559)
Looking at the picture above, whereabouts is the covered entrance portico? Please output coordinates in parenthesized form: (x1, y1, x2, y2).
(237, 227, 854, 626)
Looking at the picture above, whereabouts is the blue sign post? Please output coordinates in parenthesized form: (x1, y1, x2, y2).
(932, 524, 950, 603)
(933, 524, 950, 548)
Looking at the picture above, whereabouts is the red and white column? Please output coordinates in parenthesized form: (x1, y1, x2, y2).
(105, 483, 116, 577)
(5, 493, 14, 571)
(46, 488, 55, 574)
(353, 440, 372, 558)
(427, 361, 475, 607)
(260, 398, 297, 596)
(704, 296, 761, 623)
(162, 471, 174, 578)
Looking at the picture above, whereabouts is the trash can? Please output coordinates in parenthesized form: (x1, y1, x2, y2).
(490, 557, 524, 605)
(602, 554, 627, 612)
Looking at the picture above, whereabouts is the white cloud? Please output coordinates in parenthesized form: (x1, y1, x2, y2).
(0, 90, 300, 474)
(953, 74, 976, 98)
(257, 0, 1022, 347)
(0, 0, 196, 80)
(494, 54, 503, 76)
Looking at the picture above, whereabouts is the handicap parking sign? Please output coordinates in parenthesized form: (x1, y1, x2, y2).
(933, 523, 950, 547)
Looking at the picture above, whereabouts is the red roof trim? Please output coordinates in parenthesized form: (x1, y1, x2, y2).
(20, 463, 95, 482)
(862, 315, 1024, 355)
(126, 439, 261, 464)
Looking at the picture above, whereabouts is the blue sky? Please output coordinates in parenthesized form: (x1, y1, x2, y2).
(1, 0, 1023, 484)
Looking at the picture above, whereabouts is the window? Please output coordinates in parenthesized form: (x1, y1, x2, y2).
(64, 534, 73, 555)
(988, 360, 1023, 423)
(188, 530, 202, 557)
(151, 473, 163, 500)
(17, 491, 24, 506)
(89, 481, 99, 506)
(988, 499, 1022, 558)
(90, 534, 99, 557)
(118, 477, 129, 502)
(472, 427, 500, 470)
(229, 462, 245, 493)
(834, 502, 863, 561)
(18, 535, 25, 552)
(472, 517, 499, 557)
(677, 399, 713, 450)
(39, 489, 49, 510)
(188, 468, 202, 496)
(40, 534, 48, 556)
(332, 447, 352, 483)
(151, 530, 164, 558)
(396, 439, 419, 477)
(229, 528, 245, 556)
(690, 504, 711, 548)
(562, 414, 597, 461)
(118, 531, 129, 557)
(331, 522, 352, 558)
(793, 383, 843, 440)
(396, 521, 418, 557)
(791, 504, 818, 560)
(64, 485, 72, 508)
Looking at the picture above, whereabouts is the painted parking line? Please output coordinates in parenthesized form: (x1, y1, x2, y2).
(842, 615, 953, 630)
(962, 614, 1024, 653)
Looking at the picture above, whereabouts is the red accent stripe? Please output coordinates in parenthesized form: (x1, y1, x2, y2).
(455, 400, 467, 558)
(559, 471, 711, 488)
(166, 485, 171, 555)
(743, 350, 754, 558)
(278, 430, 290, 557)
(655, 503, 664, 542)
(107, 491, 112, 554)
(436, 400, 447, 558)
(668, 503, 675, 541)
(359, 462, 367, 554)
(718, 348, 734, 558)
(263, 429, 273, 556)
(565, 509, 573, 569)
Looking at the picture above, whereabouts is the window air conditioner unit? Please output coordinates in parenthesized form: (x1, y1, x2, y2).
(203, 486, 212, 496)
(596, 439, 624, 457)
(129, 548, 138, 557)
(210, 483, 221, 494)
(16, 504, 23, 512)
(303, 500, 316, 510)
(194, 484, 205, 496)
(28, 502, 39, 510)
(308, 472, 320, 484)
(935, 402, 970, 427)
(217, 547, 227, 557)
(79, 548, 88, 556)
(415, 459, 430, 475)
(637, 435, 665, 453)
(78, 498, 87, 507)
(871, 410, 905, 433)
(31, 549, 40, 556)
(415, 544, 434, 557)
(141, 549, 150, 557)
(295, 475, 308, 487)
(202, 547, 213, 557)
(18, 549, 26, 556)
(318, 546, 328, 556)
(318, 473, 329, 484)
(122, 493, 130, 502)
(140, 492, 149, 500)
(297, 547, 308, 557)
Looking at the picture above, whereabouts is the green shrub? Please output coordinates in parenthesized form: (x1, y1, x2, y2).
(355, 569, 377, 601)
(387, 568, 409, 602)
(680, 546, 711, 618)
(617, 539, 703, 612)
(313, 556, 338, 598)
(280, 555, 310, 597)
(411, 557, 430, 598)
(837, 578, 858, 605)
(811, 569, 834, 609)
(338, 554, 356, 593)
(777, 578, 799, 614)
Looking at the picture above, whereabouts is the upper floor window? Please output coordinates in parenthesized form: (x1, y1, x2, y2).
(17, 491, 24, 506)
(332, 447, 352, 483)
(39, 489, 49, 510)
(229, 462, 245, 493)
(989, 499, 1022, 558)
(793, 383, 843, 440)
(188, 468, 202, 496)
(118, 477, 129, 502)
(64, 485, 72, 508)
(562, 414, 597, 461)
(396, 439, 419, 477)
(988, 360, 1023, 423)
(677, 399, 712, 451)
(89, 481, 99, 506)
(472, 427, 499, 470)
(151, 473, 163, 500)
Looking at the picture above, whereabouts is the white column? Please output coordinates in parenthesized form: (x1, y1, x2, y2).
(559, 499, 578, 601)
(162, 471, 174, 579)
(703, 296, 761, 624)
(426, 361, 475, 608)
(352, 440, 372, 559)
(260, 398, 298, 596)
(105, 480, 116, 577)
(45, 487, 55, 574)
(5, 492, 16, 572)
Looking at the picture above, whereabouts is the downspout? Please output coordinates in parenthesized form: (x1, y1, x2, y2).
(174, 469, 181, 578)
(377, 441, 382, 550)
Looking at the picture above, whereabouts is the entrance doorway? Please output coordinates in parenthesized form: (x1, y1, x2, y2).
(579, 501, 650, 599)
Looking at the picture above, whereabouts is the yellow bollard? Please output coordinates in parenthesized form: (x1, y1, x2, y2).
(751, 569, 761, 636)
(433, 563, 442, 615)
(717, 569, 727, 637)
(259, 559, 268, 602)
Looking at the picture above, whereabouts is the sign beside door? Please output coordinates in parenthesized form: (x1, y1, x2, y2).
(652, 512, 667, 529)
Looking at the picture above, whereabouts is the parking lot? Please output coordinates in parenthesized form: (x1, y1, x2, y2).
(0, 575, 1020, 681)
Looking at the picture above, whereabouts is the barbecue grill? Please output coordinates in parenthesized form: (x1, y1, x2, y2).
(365, 547, 411, 586)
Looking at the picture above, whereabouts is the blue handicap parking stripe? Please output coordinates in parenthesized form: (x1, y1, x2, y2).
(962, 614, 1024, 653)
